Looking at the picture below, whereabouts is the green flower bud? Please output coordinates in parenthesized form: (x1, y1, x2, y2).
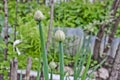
(49, 61, 57, 70)
(55, 30, 65, 42)
(34, 10, 45, 21)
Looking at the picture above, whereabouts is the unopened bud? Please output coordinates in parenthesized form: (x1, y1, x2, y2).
(55, 30, 65, 42)
(34, 10, 44, 21)
(49, 61, 57, 70)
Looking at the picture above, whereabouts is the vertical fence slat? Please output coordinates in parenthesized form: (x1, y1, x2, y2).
(23, 57, 32, 80)
(10, 58, 18, 80)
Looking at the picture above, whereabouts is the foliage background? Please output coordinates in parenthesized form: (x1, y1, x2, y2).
(0, 0, 120, 71)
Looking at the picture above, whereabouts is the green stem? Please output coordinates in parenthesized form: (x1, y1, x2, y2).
(20, 71, 22, 80)
(59, 41, 64, 80)
(73, 50, 80, 80)
(81, 53, 92, 80)
(36, 21, 49, 80)
(50, 70, 53, 80)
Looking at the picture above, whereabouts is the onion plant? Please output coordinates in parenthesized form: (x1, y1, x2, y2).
(54, 30, 92, 80)
(49, 61, 57, 80)
(74, 36, 92, 80)
(34, 10, 94, 80)
(55, 30, 65, 80)
(34, 10, 48, 80)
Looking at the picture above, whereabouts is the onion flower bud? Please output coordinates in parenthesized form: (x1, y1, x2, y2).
(34, 10, 45, 21)
(49, 61, 57, 70)
(55, 30, 65, 42)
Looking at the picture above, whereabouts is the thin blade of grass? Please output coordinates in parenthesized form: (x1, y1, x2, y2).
(74, 36, 85, 80)
(81, 52, 92, 80)
(76, 36, 91, 79)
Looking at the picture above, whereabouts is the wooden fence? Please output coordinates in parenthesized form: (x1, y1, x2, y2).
(0, 57, 35, 80)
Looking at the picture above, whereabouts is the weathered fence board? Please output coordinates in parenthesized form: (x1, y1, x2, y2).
(10, 57, 18, 80)
(109, 43, 120, 80)
(23, 57, 32, 80)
